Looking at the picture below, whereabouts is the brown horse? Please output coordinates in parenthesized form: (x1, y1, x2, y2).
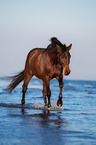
(6, 37, 72, 108)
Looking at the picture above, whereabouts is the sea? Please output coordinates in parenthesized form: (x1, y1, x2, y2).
(0, 77, 96, 145)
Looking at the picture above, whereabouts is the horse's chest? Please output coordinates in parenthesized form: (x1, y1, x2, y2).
(49, 65, 62, 78)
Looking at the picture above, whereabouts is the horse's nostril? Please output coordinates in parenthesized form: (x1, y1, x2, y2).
(65, 70, 70, 75)
(67, 72, 69, 75)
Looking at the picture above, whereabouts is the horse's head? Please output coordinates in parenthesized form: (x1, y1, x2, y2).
(56, 44, 72, 76)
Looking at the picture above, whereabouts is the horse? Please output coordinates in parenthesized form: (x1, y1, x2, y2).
(6, 37, 72, 108)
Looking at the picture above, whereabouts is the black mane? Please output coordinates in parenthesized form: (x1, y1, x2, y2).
(50, 37, 63, 47)
(47, 37, 67, 52)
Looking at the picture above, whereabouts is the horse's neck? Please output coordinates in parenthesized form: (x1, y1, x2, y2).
(45, 46, 58, 64)
(46, 45, 57, 53)
(47, 43, 56, 49)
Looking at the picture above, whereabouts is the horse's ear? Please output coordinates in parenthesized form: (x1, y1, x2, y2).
(56, 44, 62, 54)
(56, 44, 67, 54)
(56, 44, 61, 49)
(67, 44, 72, 51)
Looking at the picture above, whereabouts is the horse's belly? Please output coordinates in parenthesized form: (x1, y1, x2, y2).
(30, 55, 45, 79)
(32, 67, 44, 79)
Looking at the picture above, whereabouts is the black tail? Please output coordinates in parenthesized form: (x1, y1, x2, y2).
(5, 70, 24, 93)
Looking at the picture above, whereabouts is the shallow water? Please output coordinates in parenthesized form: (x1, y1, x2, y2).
(0, 78, 96, 145)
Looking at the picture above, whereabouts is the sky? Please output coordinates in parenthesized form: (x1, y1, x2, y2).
(0, 0, 96, 80)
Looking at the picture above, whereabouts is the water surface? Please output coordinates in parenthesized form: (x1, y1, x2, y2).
(0, 78, 96, 145)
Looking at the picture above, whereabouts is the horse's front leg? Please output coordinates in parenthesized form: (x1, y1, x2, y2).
(57, 75, 64, 107)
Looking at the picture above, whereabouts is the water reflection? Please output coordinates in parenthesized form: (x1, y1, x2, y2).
(21, 107, 66, 129)
(21, 108, 67, 145)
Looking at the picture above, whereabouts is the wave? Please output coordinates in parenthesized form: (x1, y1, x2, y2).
(68, 83, 93, 88)
(28, 84, 42, 89)
(0, 103, 64, 111)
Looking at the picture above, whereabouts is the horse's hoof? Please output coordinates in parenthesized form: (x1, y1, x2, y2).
(45, 103, 48, 107)
(22, 104, 25, 107)
(57, 99, 63, 107)
(21, 100, 25, 107)
(48, 104, 51, 108)
(44, 104, 48, 108)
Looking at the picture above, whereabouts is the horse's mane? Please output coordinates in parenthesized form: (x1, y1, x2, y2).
(50, 37, 63, 47)
(47, 37, 63, 48)
(47, 37, 67, 52)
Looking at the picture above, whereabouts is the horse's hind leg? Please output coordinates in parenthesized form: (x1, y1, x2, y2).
(22, 73, 33, 106)
(42, 79, 51, 108)
(42, 80, 47, 106)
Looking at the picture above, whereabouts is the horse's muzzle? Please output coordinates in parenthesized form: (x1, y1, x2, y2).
(63, 67, 71, 76)
(64, 71, 71, 76)
(64, 70, 71, 76)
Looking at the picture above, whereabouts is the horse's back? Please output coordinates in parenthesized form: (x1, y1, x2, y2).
(25, 48, 45, 78)
(27, 48, 45, 58)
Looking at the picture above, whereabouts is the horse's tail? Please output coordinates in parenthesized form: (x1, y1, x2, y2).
(5, 70, 24, 93)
